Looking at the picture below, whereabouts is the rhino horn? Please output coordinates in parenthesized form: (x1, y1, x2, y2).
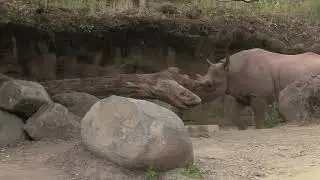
(206, 58, 215, 66)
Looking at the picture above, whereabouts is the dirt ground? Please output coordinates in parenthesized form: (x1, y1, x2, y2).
(1, 124, 320, 180)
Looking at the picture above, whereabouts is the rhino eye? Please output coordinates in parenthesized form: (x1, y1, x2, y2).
(207, 82, 214, 88)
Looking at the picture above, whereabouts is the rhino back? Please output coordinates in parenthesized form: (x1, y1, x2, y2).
(274, 52, 320, 89)
(227, 49, 320, 102)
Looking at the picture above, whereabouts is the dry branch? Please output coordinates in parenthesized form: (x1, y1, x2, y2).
(40, 68, 206, 109)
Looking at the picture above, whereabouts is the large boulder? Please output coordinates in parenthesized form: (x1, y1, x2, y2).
(24, 103, 81, 140)
(279, 75, 320, 124)
(81, 95, 193, 171)
(0, 80, 52, 118)
(0, 109, 26, 146)
(52, 91, 99, 117)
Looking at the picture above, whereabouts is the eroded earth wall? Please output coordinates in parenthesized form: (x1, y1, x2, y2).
(0, 0, 319, 125)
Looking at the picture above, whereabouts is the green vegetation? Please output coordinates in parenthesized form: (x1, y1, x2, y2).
(182, 162, 205, 180)
(264, 102, 282, 128)
(194, 0, 320, 18)
(34, 0, 320, 21)
(145, 163, 205, 180)
(146, 167, 158, 180)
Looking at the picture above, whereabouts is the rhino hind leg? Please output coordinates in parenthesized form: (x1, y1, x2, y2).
(230, 100, 248, 130)
(250, 97, 268, 129)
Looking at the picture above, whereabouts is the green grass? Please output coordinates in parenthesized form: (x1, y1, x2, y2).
(264, 102, 282, 128)
(34, 0, 320, 20)
(146, 167, 158, 180)
(182, 162, 205, 180)
(145, 162, 205, 180)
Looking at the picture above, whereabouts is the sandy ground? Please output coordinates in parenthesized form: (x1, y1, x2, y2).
(1, 124, 320, 180)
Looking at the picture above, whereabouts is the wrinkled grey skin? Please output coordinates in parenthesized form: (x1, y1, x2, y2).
(198, 48, 320, 129)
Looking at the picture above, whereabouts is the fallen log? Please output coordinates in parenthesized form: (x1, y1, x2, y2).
(39, 67, 206, 109)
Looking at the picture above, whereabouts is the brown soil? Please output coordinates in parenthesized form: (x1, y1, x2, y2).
(1, 124, 320, 180)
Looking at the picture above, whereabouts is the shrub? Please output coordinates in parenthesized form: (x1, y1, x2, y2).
(264, 102, 282, 128)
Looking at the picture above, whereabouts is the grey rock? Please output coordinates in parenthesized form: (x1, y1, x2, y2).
(52, 91, 99, 117)
(0, 80, 52, 118)
(0, 109, 26, 146)
(81, 95, 193, 171)
(24, 103, 81, 140)
(279, 75, 320, 124)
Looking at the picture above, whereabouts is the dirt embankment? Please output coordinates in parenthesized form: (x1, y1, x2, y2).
(0, 0, 319, 81)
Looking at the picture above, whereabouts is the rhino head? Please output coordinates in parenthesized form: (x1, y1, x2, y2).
(196, 53, 230, 101)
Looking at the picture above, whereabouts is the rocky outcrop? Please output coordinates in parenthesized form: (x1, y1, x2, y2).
(81, 95, 194, 171)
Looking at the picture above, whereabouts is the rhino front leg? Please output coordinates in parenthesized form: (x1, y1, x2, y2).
(230, 100, 247, 130)
(250, 97, 268, 129)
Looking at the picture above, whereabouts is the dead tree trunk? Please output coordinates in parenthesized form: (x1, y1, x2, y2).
(40, 67, 205, 109)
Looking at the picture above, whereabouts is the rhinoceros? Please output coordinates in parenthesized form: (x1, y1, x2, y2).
(197, 48, 320, 129)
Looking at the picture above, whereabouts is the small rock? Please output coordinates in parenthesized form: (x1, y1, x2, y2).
(52, 91, 99, 117)
(186, 125, 219, 138)
(81, 95, 193, 171)
(24, 103, 81, 140)
(0, 109, 26, 146)
(0, 80, 52, 118)
(252, 171, 267, 177)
